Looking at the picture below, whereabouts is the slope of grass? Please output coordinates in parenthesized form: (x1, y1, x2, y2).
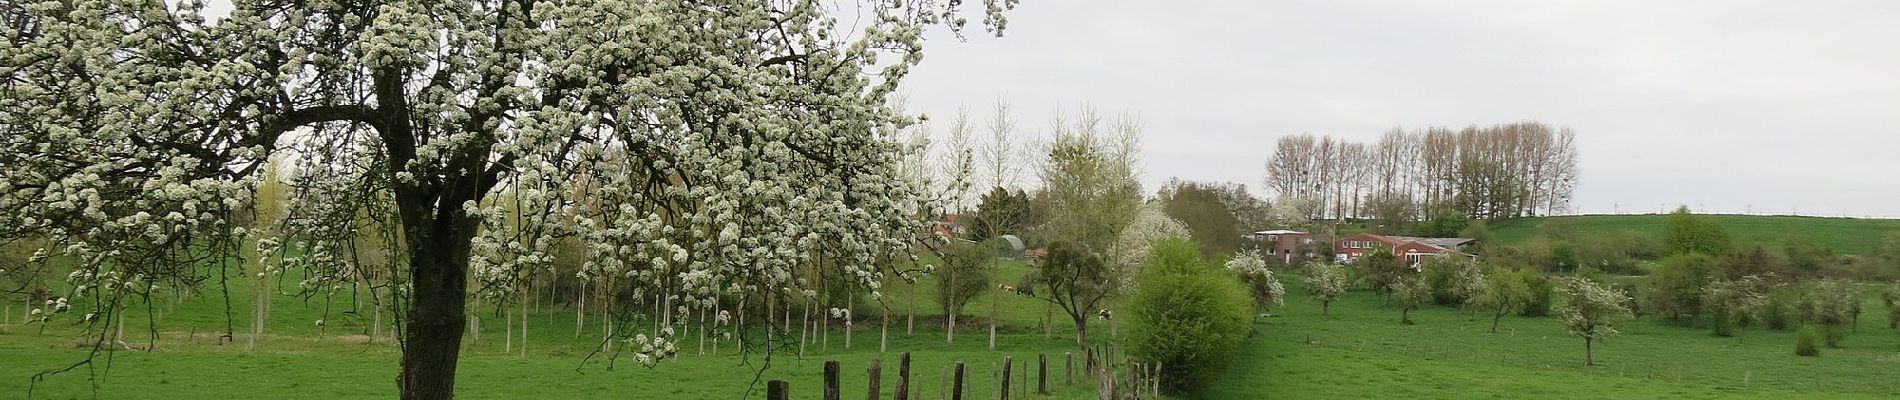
(1491, 214, 1900, 255)
(1202, 275, 1900, 399)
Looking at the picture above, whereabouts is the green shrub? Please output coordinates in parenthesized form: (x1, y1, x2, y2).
(1127, 238, 1252, 393)
(1423, 257, 1461, 305)
(1548, 241, 1581, 273)
(1517, 269, 1554, 317)
(1795, 326, 1822, 357)
(1762, 288, 1799, 331)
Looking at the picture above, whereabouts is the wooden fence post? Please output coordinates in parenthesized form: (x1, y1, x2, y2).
(1038, 354, 1048, 394)
(989, 362, 998, 400)
(952, 362, 966, 400)
(825, 360, 842, 400)
(1018, 359, 1028, 398)
(1085, 348, 1095, 375)
(1000, 356, 1013, 400)
(869, 359, 883, 400)
(1065, 352, 1073, 386)
(768, 380, 790, 400)
(897, 352, 911, 400)
(1152, 361, 1162, 398)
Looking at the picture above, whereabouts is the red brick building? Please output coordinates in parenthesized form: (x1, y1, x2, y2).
(1333, 233, 1476, 267)
(1251, 229, 1331, 264)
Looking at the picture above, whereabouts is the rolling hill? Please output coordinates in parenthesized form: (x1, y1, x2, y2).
(1489, 214, 1900, 255)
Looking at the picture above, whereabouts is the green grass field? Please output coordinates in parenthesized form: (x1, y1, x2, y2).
(1203, 275, 1900, 399)
(5, 257, 1899, 399)
(0, 259, 1122, 399)
(1490, 214, 1900, 255)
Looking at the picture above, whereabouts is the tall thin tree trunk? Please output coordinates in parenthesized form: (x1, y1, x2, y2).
(989, 289, 997, 350)
(844, 291, 853, 350)
(698, 303, 708, 355)
(907, 282, 915, 335)
(575, 281, 585, 339)
(519, 290, 528, 359)
(735, 296, 746, 356)
(372, 287, 385, 343)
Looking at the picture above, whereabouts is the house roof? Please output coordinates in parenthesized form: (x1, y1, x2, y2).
(1342, 234, 1474, 255)
(1252, 229, 1306, 235)
(1389, 236, 1475, 249)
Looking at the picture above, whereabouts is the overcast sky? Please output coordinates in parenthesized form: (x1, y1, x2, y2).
(900, 0, 1900, 218)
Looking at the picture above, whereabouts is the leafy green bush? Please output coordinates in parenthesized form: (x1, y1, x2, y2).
(1795, 326, 1822, 357)
(1423, 257, 1461, 305)
(1646, 253, 1718, 322)
(1358, 247, 1405, 295)
(1127, 238, 1252, 393)
(935, 242, 994, 320)
(1517, 269, 1554, 317)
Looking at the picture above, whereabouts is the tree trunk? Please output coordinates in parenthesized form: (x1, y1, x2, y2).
(946, 309, 956, 344)
(1584, 337, 1594, 366)
(396, 206, 477, 400)
(519, 291, 528, 359)
(1490, 312, 1502, 333)
(1401, 309, 1411, 325)
(907, 282, 915, 336)
(1071, 314, 1088, 350)
(1322, 301, 1331, 316)
(373, 287, 385, 342)
(575, 281, 585, 339)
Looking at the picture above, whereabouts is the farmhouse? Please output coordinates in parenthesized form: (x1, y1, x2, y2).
(1334, 233, 1476, 266)
(1251, 229, 1331, 264)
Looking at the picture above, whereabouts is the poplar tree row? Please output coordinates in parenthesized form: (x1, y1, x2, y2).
(1264, 121, 1580, 221)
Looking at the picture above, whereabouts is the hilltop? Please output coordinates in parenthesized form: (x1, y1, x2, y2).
(1490, 214, 1900, 255)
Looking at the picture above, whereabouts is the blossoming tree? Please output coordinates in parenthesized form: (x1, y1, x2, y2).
(0, 0, 1013, 398)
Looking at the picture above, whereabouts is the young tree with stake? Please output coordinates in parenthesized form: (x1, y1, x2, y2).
(1304, 262, 1349, 316)
(1556, 277, 1632, 366)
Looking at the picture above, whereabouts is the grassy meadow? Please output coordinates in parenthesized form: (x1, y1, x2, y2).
(1490, 214, 1900, 255)
(4, 255, 1900, 399)
(0, 259, 1118, 399)
(1204, 275, 1900, 399)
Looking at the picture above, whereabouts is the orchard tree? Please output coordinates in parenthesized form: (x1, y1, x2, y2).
(1389, 274, 1430, 325)
(1880, 284, 1899, 330)
(1225, 250, 1285, 313)
(1358, 247, 1405, 295)
(0, 1, 1013, 398)
(1109, 203, 1190, 289)
(1468, 267, 1530, 333)
(935, 242, 992, 344)
(1805, 279, 1861, 346)
(1304, 262, 1348, 316)
(1027, 241, 1116, 349)
(1556, 277, 1632, 366)
(1702, 276, 1768, 337)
